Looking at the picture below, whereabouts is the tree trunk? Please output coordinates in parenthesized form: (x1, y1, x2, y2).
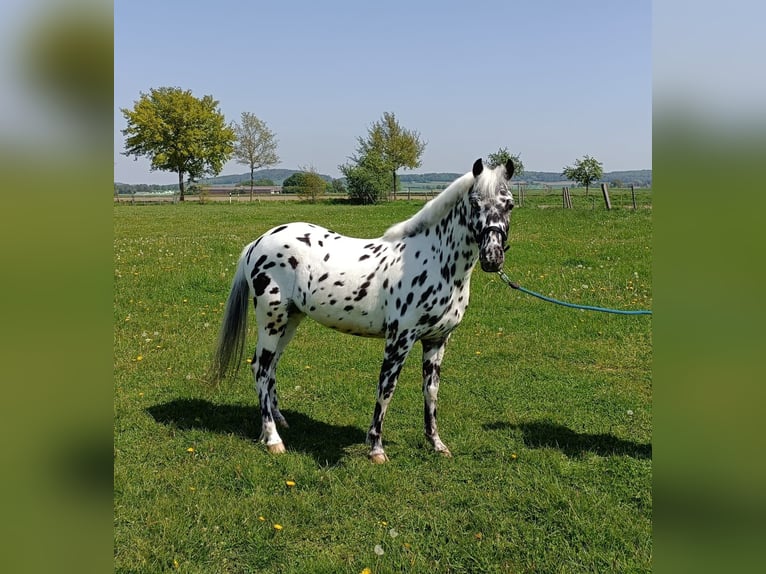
(178, 170, 185, 202)
(250, 167, 254, 202)
(391, 170, 397, 200)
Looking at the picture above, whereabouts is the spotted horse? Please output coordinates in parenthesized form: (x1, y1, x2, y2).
(210, 158, 515, 463)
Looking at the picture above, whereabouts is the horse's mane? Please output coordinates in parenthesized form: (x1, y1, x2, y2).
(382, 171, 475, 241)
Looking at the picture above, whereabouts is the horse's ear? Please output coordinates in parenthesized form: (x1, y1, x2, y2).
(472, 158, 484, 177)
(504, 158, 515, 180)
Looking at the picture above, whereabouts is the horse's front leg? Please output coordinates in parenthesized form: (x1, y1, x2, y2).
(367, 331, 416, 463)
(422, 337, 452, 457)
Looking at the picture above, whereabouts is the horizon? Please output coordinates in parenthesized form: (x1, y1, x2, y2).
(115, 1, 651, 185)
(114, 165, 652, 186)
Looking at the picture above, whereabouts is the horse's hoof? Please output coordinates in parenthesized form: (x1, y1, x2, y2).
(267, 442, 286, 454)
(369, 452, 389, 464)
(438, 448, 453, 458)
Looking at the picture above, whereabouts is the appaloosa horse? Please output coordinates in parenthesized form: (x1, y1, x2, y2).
(211, 158, 515, 462)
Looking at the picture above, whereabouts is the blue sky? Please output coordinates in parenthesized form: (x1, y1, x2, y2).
(114, 0, 651, 184)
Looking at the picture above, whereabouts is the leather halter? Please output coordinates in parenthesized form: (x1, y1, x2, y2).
(479, 225, 509, 251)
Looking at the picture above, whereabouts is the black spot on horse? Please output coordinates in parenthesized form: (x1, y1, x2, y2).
(253, 273, 271, 296)
(359, 254, 370, 261)
(297, 234, 311, 246)
(288, 256, 299, 269)
(270, 225, 288, 235)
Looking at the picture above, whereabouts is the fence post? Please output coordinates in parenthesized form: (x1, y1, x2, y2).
(562, 186, 573, 209)
(631, 184, 636, 210)
(600, 183, 612, 210)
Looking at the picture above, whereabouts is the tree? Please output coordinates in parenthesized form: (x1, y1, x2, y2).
(487, 147, 525, 177)
(339, 148, 390, 204)
(121, 87, 235, 201)
(282, 172, 309, 193)
(562, 155, 604, 197)
(330, 178, 346, 195)
(297, 166, 326, 203)
(354, 112, 426, 199)
(232, 112, 279, 201)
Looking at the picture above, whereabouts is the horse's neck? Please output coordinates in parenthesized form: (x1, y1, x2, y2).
(425, 196, 478, 281)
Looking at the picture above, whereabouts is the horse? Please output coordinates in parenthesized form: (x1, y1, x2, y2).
(210, 157, 515, 463)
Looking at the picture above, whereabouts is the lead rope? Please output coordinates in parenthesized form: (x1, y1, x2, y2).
(496, 270, 652, 316)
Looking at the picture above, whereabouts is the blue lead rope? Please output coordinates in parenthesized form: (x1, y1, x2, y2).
(497, 270, 652, 316)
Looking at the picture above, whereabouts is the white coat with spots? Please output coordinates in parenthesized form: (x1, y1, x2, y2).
(211, 158, 515, 462)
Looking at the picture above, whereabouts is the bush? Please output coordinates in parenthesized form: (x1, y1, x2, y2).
(341, 164, 388, 204)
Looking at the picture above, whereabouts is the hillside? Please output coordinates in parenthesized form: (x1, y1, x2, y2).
(400, 169, 652, 187)
(115, 168, 651, 193)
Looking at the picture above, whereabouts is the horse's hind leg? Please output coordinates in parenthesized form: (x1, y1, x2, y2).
(252, 305, 299, 454)
(422, 337, 452, 457)
(269, 312, 304, 429)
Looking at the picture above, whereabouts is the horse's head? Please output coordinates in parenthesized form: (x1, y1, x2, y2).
(468, 157, 515, 272)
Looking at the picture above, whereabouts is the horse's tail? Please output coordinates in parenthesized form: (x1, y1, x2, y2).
(209, 254, 250, 384)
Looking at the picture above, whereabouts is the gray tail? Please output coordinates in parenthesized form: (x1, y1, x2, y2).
(209, 257, 250, 383)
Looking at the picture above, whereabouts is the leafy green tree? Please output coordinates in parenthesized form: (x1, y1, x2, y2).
(354, 112, 426, 198)
(296, 167, 326, 203)
(487, 147, 525, 177)
(121, 87, 235, 201)
(232, 112, 279, 201)
(330, 178, 346, 195)
(562, 155, 604, 197)
(282, 172, 308, 193)
(340, 148, 390, 204)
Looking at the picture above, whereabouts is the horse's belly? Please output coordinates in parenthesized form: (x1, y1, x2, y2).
(303, 297, 386, 338)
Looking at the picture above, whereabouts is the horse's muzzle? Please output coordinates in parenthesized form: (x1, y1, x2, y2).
(480, 255, 504, 272)
(479, 226, 507, 272)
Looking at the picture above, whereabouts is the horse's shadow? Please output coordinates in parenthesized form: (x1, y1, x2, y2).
(147, 399, 366, 465)
(483, 419, 652, 459)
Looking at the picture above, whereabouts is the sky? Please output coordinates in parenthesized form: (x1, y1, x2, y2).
(114, 0, 651, 184)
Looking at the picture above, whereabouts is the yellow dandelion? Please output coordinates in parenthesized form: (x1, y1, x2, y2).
(285, 480, 296, 487)
(258, 516, 266, 522)
(136, 355, 143, 361)
(186, 447, 195, 453)
(246, 358, 252, 364)
(173, 558, 180, 569)
(361, 568, 372, 574)
(273, 524, 283, 530)
(511, 453, 518, 460)
(475, 351, 482, 355)
(475, 532, 483, 540)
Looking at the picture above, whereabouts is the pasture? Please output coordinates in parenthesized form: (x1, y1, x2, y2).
(114, 196, 652, 573)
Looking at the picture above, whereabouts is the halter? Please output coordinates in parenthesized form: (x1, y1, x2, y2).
(479, 225, 509, 251)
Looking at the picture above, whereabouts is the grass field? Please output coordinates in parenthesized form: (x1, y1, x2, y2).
(114, 195, 652, 573)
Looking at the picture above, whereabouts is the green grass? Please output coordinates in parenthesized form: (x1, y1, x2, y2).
(114, 198, 652, 573)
